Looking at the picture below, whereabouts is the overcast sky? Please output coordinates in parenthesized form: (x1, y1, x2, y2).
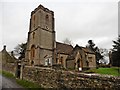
(0, 0, 119, 51)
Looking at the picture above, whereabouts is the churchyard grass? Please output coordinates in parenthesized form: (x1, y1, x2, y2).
(85, 67, 120, 76)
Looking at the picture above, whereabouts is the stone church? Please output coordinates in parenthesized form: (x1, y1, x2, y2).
(25, 5, 55, 66)
(25, 4, 96, 70)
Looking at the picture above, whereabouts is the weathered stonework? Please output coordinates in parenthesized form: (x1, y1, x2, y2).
(22, 66, 120, 89)
(2, 63, 15, 75)
(25, 5, 55, 66)
(25, 4, 97, 70)
(2, 63, 120, 89)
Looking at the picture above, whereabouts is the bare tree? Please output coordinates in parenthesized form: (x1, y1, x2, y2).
(63, 38, 73, 46)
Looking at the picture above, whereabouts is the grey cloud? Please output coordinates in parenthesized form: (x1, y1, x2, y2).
(1, 1, 118, 51)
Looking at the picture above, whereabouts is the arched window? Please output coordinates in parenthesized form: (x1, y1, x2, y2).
(77, 59, 80, 67)
(32, 15, 35, 27)
(31, 45, 35, 58)
(33, 32, 35, 39)
(45, 14, 49, 25)
(60, 57, 63, 65)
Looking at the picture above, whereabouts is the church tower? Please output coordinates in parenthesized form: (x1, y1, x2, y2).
(25, 5, 55, 66)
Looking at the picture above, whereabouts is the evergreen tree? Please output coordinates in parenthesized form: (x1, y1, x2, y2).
(112, 35, 120, 66)
(14, 42, 27, 60)
(63, 38, 73, 46)
(87, 40, 103, 66)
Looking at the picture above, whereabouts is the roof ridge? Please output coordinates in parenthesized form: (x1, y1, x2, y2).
(56, 42, 73, 47)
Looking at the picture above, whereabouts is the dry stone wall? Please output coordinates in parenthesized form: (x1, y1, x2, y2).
(22, 66, 120, 89)
(2, 63, 15, 75)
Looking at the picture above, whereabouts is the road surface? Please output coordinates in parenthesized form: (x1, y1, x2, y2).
(0, 74, 24, 89)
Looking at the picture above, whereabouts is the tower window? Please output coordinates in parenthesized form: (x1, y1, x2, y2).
(33, 32, 35, 39)
(45, 14, 49, 25)
(31, 45, 35, 58)
(33, 15, 35, 27)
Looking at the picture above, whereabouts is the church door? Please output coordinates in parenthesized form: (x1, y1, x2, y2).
(77, 59, 83, 71)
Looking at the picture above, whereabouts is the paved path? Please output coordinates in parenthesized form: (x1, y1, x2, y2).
(0, 74, 24, 89)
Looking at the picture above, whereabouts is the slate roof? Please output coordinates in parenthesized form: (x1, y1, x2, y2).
(56, 42, 73, 55)
(66, 44, 82, 60)
(66, 44, 95, 60)
(0, 46, 17, 63)
(82, 47, 95, 54)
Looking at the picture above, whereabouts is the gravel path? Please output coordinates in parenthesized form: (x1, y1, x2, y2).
(0, 74, 25, 89)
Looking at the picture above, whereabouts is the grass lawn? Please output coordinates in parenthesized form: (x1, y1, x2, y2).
(85, 67, 120, 76)
(16, 79, 42, 89)
(0, 70, 15, 78)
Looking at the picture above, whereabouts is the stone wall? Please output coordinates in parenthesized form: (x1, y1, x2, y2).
(22, 66, 120, 89)
(2, 63, 16, 75)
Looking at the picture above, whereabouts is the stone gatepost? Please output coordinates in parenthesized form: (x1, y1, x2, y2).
(15, 60, 18, 78)
(20, 59, 25, 79)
